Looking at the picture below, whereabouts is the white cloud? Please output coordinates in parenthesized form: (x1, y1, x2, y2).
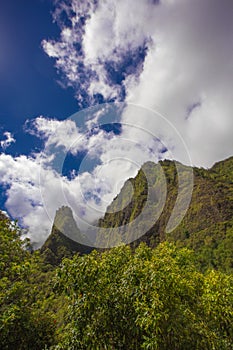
(42, 0, 233, 167)
(0, 153, 50, 247)
(124, 0, 233, 166)
(42, 0, 153, 102)
(0, 151, 81, 247)
(0, 115, 141, 246)
(26, 116, 86, 155)
(0, 132, 16, 150)
(0, 109, 166, 247)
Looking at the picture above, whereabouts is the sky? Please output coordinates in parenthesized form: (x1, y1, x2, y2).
(0, 0, 233, 247)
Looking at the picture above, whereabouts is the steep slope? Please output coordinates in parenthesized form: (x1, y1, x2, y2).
(97, 157, 233, 270)
(41, 206, 93, 265)
(209, 156, 233, 184)
(40, 157, 233, 269)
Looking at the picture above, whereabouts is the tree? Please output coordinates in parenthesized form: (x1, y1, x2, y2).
(0, 215, 56, 350)
(53, 242, 233, 349)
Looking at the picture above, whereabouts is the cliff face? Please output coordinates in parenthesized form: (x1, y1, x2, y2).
(40, 206, 93, 265)
(96, 157, 233, 269)
(41, 157, 233, 269)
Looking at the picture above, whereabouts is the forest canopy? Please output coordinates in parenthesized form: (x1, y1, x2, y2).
(0, 214, 233, 349)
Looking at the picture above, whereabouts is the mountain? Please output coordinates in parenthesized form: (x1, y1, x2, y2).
(41, 156, 233, 270)
(96, 156, 233, 271)
(40, 206, 93, 265)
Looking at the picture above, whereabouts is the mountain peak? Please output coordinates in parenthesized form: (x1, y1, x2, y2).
(41, 206, 93, 265)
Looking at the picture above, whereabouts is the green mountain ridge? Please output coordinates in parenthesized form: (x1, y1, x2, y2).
(42, 156, 233, 271)
(97, 156, 233, 270)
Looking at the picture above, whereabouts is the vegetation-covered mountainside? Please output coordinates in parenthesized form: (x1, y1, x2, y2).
(97, 156, 233, 271)
(1, 211, 233, 349)
(41, 206, 93, 265)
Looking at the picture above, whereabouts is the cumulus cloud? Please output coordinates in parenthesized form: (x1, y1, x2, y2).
(0, 112, 151, 246)
(0, 132, 16, 150)
(125, 0, 233, 166)
(42, 0, 151, 104)
(0, 149, 82, 247)
(42, 0, 233, 167)
(25, 116, 85, 155)
(0, 153, 51, 247)
(0, 107, 168, 247)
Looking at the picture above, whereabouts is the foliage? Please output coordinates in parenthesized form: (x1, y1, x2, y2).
(0, 215, 57, 350)
(53, 243, 233, 349)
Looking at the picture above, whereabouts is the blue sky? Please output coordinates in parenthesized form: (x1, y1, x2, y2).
(0, 0, 233, 247)
(0, 0, 78, 156)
